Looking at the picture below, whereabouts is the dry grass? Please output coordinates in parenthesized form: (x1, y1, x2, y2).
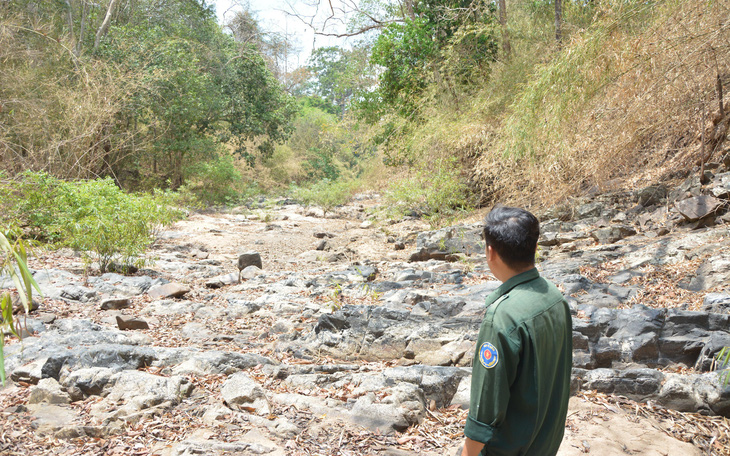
(439, 0, 730, 209)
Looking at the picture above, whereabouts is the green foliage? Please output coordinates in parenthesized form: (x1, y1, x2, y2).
(291, 179, 360, 215)
(0, 233, 42, 385)
(717, 347, 730, 387)
(183, 153, 246, 206)
(1, 172, 185, 273)
(385, 159, 474, 226)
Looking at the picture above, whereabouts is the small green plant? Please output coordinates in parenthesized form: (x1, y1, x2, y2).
(327, 283, 344, 311)
(716, 347, 730, 386)
(0, 232, 42, 385)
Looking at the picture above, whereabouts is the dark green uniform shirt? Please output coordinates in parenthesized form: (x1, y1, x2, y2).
(465, 268, 572, 456)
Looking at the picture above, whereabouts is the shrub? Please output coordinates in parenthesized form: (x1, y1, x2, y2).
(291, 179, 360, 214)
(385, 158, 474, 226)
(0, 172, 186, 273)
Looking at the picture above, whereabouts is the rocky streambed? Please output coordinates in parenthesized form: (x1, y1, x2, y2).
(2, 175, 730, 455)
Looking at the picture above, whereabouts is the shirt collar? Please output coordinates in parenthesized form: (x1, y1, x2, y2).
(485, 267, 540, 307)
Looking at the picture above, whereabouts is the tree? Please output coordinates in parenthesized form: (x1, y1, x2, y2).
(307, 44, 376, 115)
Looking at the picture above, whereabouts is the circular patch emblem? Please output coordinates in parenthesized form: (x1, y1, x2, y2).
(479, 342, 499, 369)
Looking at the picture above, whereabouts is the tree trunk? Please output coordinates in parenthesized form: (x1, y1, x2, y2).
(555, 0, 563, 44)
(93, 0, 120, 53)
(498, 0, 511, 58)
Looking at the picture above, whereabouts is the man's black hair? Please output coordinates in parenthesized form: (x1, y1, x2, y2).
(483, 205, 540, 269)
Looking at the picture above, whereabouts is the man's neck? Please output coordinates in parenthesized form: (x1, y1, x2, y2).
(496, 264, 535, 283)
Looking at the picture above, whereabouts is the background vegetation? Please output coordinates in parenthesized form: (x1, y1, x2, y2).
(2, 0, 729, 248)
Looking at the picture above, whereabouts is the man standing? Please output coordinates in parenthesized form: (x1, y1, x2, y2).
(461, 206, 572, 456)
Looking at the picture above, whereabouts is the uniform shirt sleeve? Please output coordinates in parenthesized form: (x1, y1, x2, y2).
(465, 313, 522, 445)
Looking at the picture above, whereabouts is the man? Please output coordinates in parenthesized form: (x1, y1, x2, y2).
(461, 206, 572, 456)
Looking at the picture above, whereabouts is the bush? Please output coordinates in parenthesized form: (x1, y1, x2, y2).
(291, 179, 360, 214)
(0, 172, 186, 273)
(385, 159, 474, 226)
(183, 154, 246, 206)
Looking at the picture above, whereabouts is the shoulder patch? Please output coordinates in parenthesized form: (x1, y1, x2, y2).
(479, 342, 499, 369)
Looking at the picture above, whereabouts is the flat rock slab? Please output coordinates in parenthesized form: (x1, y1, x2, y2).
(148, 283, 190, 299)
(100, 298, 132, 310)
(116, 315, 150, 330)
(675, 195, 724, 221)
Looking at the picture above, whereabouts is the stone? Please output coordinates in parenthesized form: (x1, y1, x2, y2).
(314, 232, 334, 239)
(237, 251, 263, 271)
(591, 225, 637, 244)
(60, 367, 116, 401)
(147, 283, 190, 299)
(703, 293, 730, 314)
(60, 284, 96, 302)
(574, 202, 603, 219)
(315, 239, 332, 251)
(415, 225, 483, 259)
(205, 272, 240, 289)
(240, 265, 262, 280)
(637, 184, 668, 206)
(360, 220, 374, 229)
(708, 172, 730, 199)
(116, 315, 150, 330)
(675, 195, 723, 222)
(27, 404, 79, 436)
(685, 254, 730, 291)
(99, 297, 132, 310)
(28, 378, 71, 405)
(221, 372, 270, 415)
(104, 370, 193, 412)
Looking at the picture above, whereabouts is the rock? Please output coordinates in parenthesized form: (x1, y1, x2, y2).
(28, 378, 71, 405)
(360, 220, 374, 229)
(27, 404, 79, 436)
(315, 239, 332, 251)
(221, 372, 270, 415)
(638, 184, 668, 206)
(685, 254, 730, 291)
(574, 202, 603, 219)
(675, 195, 724, 222)
(414, 225, 483, 260)
(350, 384, 424, 433)
(60, 284, 96, 302)
(591, 225, 637, 244)
(314, 232, 335, 239)
(394, 241, 406, 250)
(703, 293, 730, 314)
(708, 172, 730, 199)
(237, 251, 263, 271)
(205, 272, 240, 289)
(105, 370, 193, 412)
(169, 350, 275, 376)
(99, 297, 132, 310)
(116, 315, 150, 330)
(240, 265, 262, 280)
(147, 283, 190, 299)
(60, 367, 116, 401)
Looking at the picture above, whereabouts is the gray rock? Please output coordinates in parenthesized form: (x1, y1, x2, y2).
(60, 284, 96, 302)
(703, 293, 730, 314)
(60, 367, 117, 400)
(240, 265, 262, 280)
(147, 283, 190, 299)
(105, 370, 193, 412)
(638, 184, 668, 206)
(221, 372, 270, 414)
(675, 195, 724, 222)
(591, 225, 637, 244)
(574, 202, 603, 219)
(686, 254, 730, 291)
(237, 251, 263, 271)
(350, 384, 424, 433)
(411, 225, 483, 262)
(100, 298, 132, 310)
(205, 272, 240, 289)
(314, 232, 335, 239)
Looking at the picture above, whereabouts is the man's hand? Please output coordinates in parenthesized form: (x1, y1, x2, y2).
(460, 437, 485, 456)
